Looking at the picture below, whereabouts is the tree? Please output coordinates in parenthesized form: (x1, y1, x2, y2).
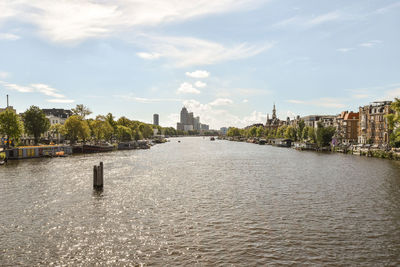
(284, 126, 296, 140)
(62, 115, 90, 144)
(227, 127, 241, 137)
(316, 122, 336, 147)
(386, 97, 400, 147)
(139, 123, 153, 139)
(72, 104, 92, 119)
(23, 106, 50, 145)
(256, 126, 265, 138)
(117, 116, 132, 127)
(0, 109, 23, 147)
(49, 123, 63, 143)
(306, 126, 316, 143)
(90, 117, 114, 143)
(297, 120, 305, 140)
(248, 126, 257, 137)
(132, 129, 143, 140)
(116, 125, 132, 142)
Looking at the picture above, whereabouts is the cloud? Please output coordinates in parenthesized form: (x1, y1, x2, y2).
(383, 87, 400, 100)
(236, 88, 271, 96)
(0, 80, 73, 102)
(137, 35, 273, 67)
(209, 98, 233, 106)
(286, 98, 346, 108)
(194, 81, 207, 88)
(113, 94, 182, 103)
(186, 70, 210, 78)
(360, 40, 382, 48)
(31, 83, 65, 98)
(352, 94, 370, 99)
(2, 0, 265, 43)
(376, 2, 400, 14)
(47, 98, 75, 103)
(0, 81, 33, 93)
(337, 48, 353, 53)
(176, 82, 200, 94)
(0, 33, 20, 40)
(137, 52, 161, 60)
(307, 12, 341, 26)
(243, 99, 249, 103)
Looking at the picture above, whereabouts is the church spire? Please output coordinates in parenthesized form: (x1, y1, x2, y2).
(272, 103, 276, 120)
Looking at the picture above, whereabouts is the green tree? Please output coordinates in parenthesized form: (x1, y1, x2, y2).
(284, 126, 297, 140)
(62, 115, 90, 144)
(316, 122, 336, 147)
(227, 127, 241, 137)
(49, 123, 63, 143)
(132, 129, 143, 140)
(139, 123, 153, 139)
(91, 118, 114, 143)
(306, 126, 316, 143)
(117, 116, 132, 128)
(23, 106, 50, 145)
(297, 120, 305, 140)
(386, 97, 400, 147)
(0, 109, 23, 147)
(248, 126, 257, 137)
(116, 125, 132, 142)
(256, 126, 265, 138)
(71, 104, 92, 119)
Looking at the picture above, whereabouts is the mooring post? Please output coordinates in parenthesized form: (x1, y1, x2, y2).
(93, 162, 104, 189)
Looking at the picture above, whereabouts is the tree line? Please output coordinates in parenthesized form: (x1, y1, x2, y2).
(0, 104, 178, 147)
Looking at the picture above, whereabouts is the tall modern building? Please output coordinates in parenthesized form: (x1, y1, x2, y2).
(177, 106, 209, 131)
(153, 114, 159, 126)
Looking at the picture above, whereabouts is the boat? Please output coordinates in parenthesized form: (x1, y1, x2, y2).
(210, 137, 215, 141)
(83, 144, 114, 153)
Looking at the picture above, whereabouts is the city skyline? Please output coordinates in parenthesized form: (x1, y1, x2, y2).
(0, 0, 399, 129)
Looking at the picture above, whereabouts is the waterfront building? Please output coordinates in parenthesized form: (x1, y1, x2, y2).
(335, 111, 359, 145)
(358, 101, 393, 146)
(301, 115, 336, 129)
(153, 114, 159, 126)
(265, 103, 285, 131)
(176, 106, 209, 132)
(220, 127, 228, 135)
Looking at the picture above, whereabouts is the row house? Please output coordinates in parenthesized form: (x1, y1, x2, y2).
(358, 101, 392, 146)
(301, 115, 336, 129)
(335, 111, 359, 145)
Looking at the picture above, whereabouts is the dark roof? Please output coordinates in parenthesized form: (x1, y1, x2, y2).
(42, 108, 72, 118)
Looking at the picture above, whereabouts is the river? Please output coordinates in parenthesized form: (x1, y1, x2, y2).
(1, 137, 400, 266)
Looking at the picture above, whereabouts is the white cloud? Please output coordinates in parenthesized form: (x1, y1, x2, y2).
(194, 81, 207, 88)
(137, 35, 273, 67)
(176, 82, 200, 94)
(137, 52, 161, 60)
(307, 12, 341, 26)
(31, 83, 65, 98)
(352, 94, 370, 99)
(243, 99, 249, 103)
(47, 98, 75, 103)
(0, 33, 20, 40)
(2, 0, 265, 43)
(0, 81, 33, 93)
(286, 98, 346, 108)
(113, 94, 182, 103)
(186, 70, 210, 78)
(337, 48, 353, 53)
(209, 98, 233, 106)
(383, 87, 400, 100)
(0, 80, 73, 102)
(360, 40, 382, 48)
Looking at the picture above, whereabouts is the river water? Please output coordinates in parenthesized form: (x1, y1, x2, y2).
(1, 137, 400, 266)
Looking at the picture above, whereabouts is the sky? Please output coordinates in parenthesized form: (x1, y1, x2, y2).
(0, 0, 399, 129)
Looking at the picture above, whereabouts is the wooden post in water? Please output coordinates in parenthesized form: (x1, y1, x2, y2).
(93, 162, 104, 189)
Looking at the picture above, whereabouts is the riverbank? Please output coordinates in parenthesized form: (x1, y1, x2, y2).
(219, 136, 400, 161)
(1, 138, 168, 161)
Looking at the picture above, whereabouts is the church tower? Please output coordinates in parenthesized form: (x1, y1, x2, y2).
(272, 103, 276, 120)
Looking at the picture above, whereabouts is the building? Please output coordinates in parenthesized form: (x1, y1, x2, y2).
(42, 108, 72, 125)
(265, 104, 285, 131)
(335, 111, 359, 145)
(176, 106, 209, 132)
(220, 127, 228, 135)
(0, 95, 16, 113)
(358, 101, 393, 146)
(301, 115, 336, 129)
(153, 114, 159, 126)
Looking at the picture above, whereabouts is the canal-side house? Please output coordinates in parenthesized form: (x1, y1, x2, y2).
(334, 111, 359, 145)
(358, 101, 393, 147)
(20, 108, 72, 145)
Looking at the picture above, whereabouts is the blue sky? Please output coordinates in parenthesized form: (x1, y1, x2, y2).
(0, 0, 399, 129)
